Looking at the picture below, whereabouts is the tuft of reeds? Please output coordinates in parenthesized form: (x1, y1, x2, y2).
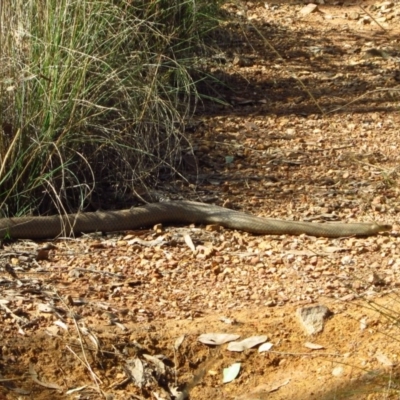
(0, 0, 222, 215)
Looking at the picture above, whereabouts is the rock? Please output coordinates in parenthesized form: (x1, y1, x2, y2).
(332, 366, 344, 376)
(297, 304, 332, 335)
(347, 11, 360, 20)
(299, 3, 318, 15)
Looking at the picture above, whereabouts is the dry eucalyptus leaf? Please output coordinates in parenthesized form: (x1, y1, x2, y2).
(266, 378, 291, 393)
(223, 362, 241, 384)
(219, 316, 237, 325)
(174, 335, 185, 350)
(258, 342, 274, 352)
(29, 364, 63, 391)
(304, 342, 325, 350)
(45, 326, 60, 336)
(300, 3, 318, 15)
(184, 234, 196, 252)
(360, 317, 368, 330)
(143, 354, 166, 374)
(125, 358, 144, 388)
(152, 390, 170, 400)
(227, 335, 268, 352)
(198, 333, 240, 345)
(65, 385, 89, 395)
(169, 386, 182, 398)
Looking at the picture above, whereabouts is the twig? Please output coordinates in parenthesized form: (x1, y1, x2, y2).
(359, 6, 388, 32)
(74, 268, 125, 279)
(268, 350, 342, 357)
(54, 290, 103, 390)
(66, 340, 102, 387)
(326, 87, 400, 114)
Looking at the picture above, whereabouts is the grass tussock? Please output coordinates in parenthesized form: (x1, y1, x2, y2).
(0, 0, 222, 216)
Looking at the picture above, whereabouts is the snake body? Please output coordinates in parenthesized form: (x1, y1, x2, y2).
(0, 201, 391, 239)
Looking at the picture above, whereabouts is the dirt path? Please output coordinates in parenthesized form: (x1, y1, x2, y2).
(1, 1, 400, 399)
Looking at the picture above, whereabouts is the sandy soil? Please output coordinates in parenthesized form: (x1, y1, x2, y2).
(1, 0, 400, 399)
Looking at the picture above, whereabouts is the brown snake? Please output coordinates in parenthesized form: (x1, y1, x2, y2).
(0, 200, 392, 239)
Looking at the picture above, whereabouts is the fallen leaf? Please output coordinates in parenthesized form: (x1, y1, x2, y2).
(219, 316, 237, 325)
(125, 358, 144, 388)
(184, 234, 196, 252)
(29, 364, 62, 391)
(227, 335, 268, 352)
(174, 335, 185, 350)
(300, 4, 318, 15)
(65, 386, 88, 395)
(223, 363, 241, 383)
(304, 342, 325, 350)
(258, 342, 274, 352)
(198, 333, 240, 345)
(143, 354, 166, 374)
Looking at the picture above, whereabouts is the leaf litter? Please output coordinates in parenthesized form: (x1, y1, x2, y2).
(2, 1, 400, 399)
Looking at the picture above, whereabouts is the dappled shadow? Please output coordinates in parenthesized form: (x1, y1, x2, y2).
(165, 1, 400, 215)
(196, 2, 400, 118)
(315, 368, 400, 399)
